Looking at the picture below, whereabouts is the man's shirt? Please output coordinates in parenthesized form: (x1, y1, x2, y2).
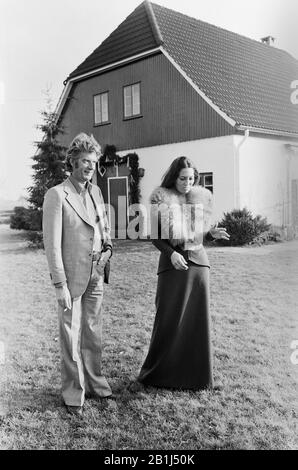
(69, 175, 103, 253)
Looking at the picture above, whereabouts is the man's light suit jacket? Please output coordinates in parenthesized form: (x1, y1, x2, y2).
(42, 177, 112, 298)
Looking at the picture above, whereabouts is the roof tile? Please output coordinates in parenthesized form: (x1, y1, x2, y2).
(68, 2, 160, 79)
(67, 1, 298, 134)
(152, 2, 298, 133)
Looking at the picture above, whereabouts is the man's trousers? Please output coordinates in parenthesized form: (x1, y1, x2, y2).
(57, 264, 112, 406)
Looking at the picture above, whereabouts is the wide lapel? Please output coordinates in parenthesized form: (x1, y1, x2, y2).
(90, 185, 102, 213)
(90, 185, 108, 234)
(63, 178, 93, 227)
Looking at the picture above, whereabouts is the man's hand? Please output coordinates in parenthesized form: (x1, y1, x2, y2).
(170, 251, 189, 271)
(95, 250, 111, 276)
(55, 285, 72, 310)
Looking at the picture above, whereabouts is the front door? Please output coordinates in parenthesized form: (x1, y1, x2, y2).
(108, 177, 128, 239)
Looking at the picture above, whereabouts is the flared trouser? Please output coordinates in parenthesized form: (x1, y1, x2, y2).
(58, 264, 111, 406)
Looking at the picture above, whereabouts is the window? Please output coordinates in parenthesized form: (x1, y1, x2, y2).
(94, 92, 109, 125)
(123, 83, 141, 118)
(199, 172, 213, 193)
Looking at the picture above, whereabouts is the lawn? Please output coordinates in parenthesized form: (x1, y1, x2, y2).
(0, 224, 297, 450)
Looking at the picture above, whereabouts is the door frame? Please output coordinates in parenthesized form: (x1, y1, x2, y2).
(107, 176, 129, 229)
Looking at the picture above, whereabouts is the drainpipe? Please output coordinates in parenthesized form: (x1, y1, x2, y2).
(286, 152, 292, 226)
(234, 129, 250, 208)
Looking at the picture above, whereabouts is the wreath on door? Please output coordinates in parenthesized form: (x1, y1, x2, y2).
(98, 145, 141, 204)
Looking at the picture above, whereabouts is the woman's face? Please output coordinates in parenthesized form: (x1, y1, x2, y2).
(175, 168, 195, 194)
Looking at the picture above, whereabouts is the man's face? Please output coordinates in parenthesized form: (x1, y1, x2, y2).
(71, 152, 98, 183)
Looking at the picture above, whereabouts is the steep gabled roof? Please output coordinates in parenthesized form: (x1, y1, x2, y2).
(68, 1, 162, 79)
(65, 1, 298, 135)
(151, 2, 298, 135)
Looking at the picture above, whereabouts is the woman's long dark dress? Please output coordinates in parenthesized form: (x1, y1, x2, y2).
(138, 239, 213, 390)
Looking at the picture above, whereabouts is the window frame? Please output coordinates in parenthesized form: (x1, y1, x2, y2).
(123, 82, 142, 120)
(93, 91, 110, 126)
(199, 172, 213, 193)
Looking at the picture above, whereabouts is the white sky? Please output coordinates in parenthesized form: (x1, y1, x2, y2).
(1, 0, 298, 200)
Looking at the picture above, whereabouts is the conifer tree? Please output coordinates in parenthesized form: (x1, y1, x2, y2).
(10, 94, 67, 242)
(28, 109, 66, 216)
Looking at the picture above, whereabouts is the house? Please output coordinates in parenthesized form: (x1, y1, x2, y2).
(55, 0, 298, 237)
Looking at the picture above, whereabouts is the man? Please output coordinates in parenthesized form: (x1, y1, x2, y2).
(43, 133, 112, 416)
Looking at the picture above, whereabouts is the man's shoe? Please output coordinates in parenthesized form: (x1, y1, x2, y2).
(101, 394, 114, 400)
(213, 383, 224, 392)
(85, 393, 114, 400)
(127, 381, 144, 392)
(66, 405, 83, 416)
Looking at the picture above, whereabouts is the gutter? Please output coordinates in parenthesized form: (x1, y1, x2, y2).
(53, 51, 298, 141)
(54, 47, 162, 121)
(64, 47, 162, 85)
(236, 125, 298, 139)
(234, 129, 250, 209)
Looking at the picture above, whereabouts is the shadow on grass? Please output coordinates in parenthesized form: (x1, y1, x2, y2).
(3, 386, 62, 415)
(110, 377, 221, 404)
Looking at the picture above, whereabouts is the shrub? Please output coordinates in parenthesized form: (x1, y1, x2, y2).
(27, 231, 44, 249)
(218, 208, 271, 246)
(251, 230, 282, 246)
(10, 207, 42, 231)
(10, 207, 43, 248)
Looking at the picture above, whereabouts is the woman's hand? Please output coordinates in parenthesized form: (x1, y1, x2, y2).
(170, 252, 189, 270)
(209, 224, 230, 241)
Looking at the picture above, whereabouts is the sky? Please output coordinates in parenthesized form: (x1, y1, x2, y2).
(1, 0, 298, 200)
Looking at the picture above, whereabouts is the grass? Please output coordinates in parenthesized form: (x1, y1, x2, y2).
(0, 225, 297, 450)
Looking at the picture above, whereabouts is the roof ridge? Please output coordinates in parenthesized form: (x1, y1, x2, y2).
(67, 1, 160, 81)
(144, 0, 163, 46)
(151, 1, 297, 61)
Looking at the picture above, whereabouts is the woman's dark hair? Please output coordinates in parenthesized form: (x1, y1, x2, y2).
(161, 156, 199, 188)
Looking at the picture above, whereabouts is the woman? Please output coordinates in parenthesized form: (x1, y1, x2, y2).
(138, 157, 229, 390)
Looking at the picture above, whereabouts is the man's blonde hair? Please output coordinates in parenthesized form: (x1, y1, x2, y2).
(66, 133, 101, 170)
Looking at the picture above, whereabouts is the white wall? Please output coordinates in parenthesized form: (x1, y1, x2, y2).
(117, 135, 298, 234)
(119, 136, 235, 226)
(237, 135, 298, 226)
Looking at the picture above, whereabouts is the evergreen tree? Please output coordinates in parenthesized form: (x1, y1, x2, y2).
(10, 99, 67, 243)
(28, 109, 66, 216)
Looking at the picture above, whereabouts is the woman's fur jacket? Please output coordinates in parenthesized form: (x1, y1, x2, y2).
(150, 185, 213, 251)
